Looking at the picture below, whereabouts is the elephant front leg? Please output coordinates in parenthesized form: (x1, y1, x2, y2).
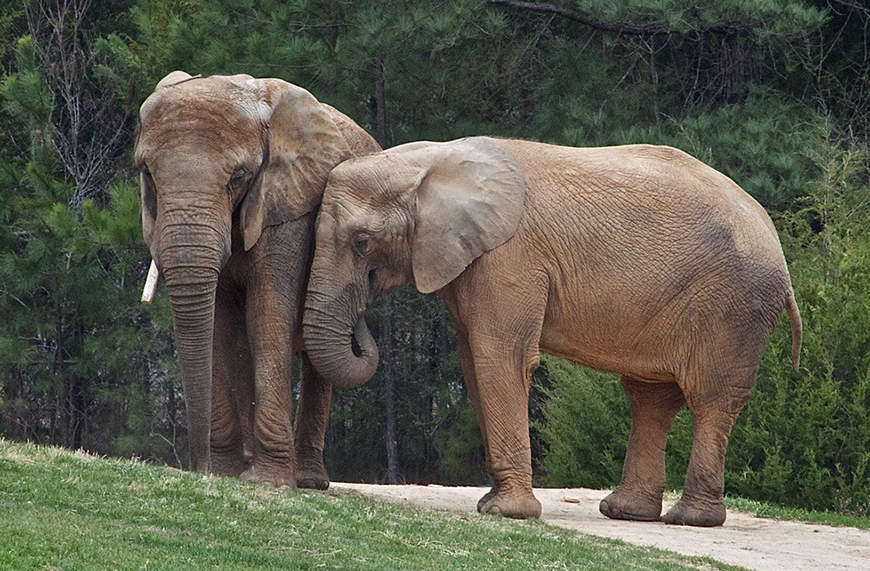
(293, 356, 332, 490)
(443, 276, 547, 519)
(599, 377, 685, 521)
(455, 329, 541, 519)
(239, 294, 297, 488)
(454, 328, 499, 512)
(472, 367, 541, 519)
(210, 291, 251, 477)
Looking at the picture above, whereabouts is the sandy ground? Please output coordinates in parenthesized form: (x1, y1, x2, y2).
(330, 483, 870, 571)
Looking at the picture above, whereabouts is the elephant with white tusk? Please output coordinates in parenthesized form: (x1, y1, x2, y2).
(135, 71, 379, 487)
(302, 136, 801, 526)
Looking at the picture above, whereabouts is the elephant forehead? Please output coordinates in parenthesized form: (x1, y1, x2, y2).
(322, 192, 372, 224)
(141, 76, 264, 121)
(139, 92, 262, 148)
(224, 95, 270, 124)
(330, 154, 419, 194)
(321, 197, 399, 244)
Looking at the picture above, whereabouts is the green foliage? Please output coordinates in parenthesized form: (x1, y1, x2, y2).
(535, 357, 628, 489)
(325, 288, 481, 485)
(0, 178, 180, 461)
(433, 399, 486, 485)
(548, 0, 825, 35)
(544, 90, 827, 209)
(726, 137, 870, 515)
(132, 0, 557, 145)
(0, 36, 56, 169)
(665, 94, 826, 209)
(0, 0, 180, 463)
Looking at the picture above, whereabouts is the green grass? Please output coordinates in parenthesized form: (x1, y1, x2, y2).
(725, 495, 870, 530)
(0, 439, 741, 571)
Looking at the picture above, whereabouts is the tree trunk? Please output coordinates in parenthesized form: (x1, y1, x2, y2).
(381, 295, 400, 484)
(373, 53, 400, 484)
(374, 53, 387, 148)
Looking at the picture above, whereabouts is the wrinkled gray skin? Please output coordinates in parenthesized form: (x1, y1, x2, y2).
(134, 71, 379, 487)
(303, 137, 802, 524)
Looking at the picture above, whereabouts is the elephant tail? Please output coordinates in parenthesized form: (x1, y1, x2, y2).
(786, 290, 802, 372)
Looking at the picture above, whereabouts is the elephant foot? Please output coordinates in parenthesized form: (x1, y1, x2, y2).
(476, 486, 498, 512)
(661, 496, 726, 527)
(295, 463, 329, 490)
(211, 451, 248, 478)
(477, 487, 542, 519)
(240, 461, 295, 488)
(599, 487, 662, 522)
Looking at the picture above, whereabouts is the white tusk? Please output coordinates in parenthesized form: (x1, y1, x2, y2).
(141, 259, 159, 304)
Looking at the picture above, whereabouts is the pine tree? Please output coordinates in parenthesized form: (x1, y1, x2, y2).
(0, 0, 181, 463)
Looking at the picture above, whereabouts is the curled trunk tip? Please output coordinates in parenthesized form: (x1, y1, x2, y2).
(305, 312, 379, 388)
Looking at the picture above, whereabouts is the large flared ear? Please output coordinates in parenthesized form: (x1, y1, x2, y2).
(408, 137, 526, 293)
(240, 79, 351, 251)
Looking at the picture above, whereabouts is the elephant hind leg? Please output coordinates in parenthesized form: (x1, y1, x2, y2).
(662, 365, 758, 527)
(600, 377, 685, 522)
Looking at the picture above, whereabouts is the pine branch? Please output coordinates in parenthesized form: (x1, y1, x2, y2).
(487, 0, 667, 35)
(486, 0, 759, 37)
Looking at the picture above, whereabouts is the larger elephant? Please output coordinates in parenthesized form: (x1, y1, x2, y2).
(302, 136, 802, 525)
(134, 72, 379, 487)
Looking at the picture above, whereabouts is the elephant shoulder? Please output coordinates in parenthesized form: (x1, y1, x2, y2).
(626, 143, 693, 161)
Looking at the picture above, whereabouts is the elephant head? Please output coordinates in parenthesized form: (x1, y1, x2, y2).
(134, 71, 364, 472)
(303, 137, 526, 387)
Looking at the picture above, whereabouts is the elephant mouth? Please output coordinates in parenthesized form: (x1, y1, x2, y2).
(351, 332, 364, 358)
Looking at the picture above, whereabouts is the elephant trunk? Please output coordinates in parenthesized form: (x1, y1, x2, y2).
(303, 287, 379, 389)
(158, 223, 229, 473)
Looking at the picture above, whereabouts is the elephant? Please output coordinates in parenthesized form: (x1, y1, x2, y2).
(301, 136, 802, 526)
(134, 71, 379, 487)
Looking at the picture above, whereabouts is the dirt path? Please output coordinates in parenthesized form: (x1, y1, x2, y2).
(331, 483, 870, 571)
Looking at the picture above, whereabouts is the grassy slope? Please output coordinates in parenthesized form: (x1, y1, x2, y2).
(0, 439, 741, 571)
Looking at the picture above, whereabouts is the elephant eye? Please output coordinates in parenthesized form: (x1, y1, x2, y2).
(354, 235, 370, 255)
(228, 168, 247, 189)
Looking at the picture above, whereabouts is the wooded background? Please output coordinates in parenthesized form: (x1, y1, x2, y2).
(1, 0, 868, 515)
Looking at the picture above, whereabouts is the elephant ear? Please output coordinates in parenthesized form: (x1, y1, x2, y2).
(409, 137, 526, 294)
(240, 79, 351, 251)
